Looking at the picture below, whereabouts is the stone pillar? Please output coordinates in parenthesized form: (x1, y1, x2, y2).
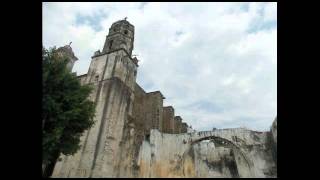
(181, 123, 188, 133)
(162, 106, 175, 133)
(145, 91, 164, 132)
(174, 116, 182, 133)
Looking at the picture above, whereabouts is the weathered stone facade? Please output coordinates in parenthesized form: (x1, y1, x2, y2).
(55, 44, 78, 71)
(51, 19, 277, 178)
(138, 126, 277, 178)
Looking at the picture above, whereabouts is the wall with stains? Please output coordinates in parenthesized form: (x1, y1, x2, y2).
(51, 45, 276, 177)
(52, 47, 137, 177)
(137, 125, 277, 178)
(51, 19, 276, 178)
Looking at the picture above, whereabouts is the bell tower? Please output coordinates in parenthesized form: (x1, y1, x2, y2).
(102, 18, 134, 56)
(63, 18, 138, 178)
(52, 19, 139, 178)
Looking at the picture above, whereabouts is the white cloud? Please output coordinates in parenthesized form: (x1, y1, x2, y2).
(42, 2, 277, 131)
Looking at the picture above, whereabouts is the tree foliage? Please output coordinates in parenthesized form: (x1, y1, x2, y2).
(42, 47, 95, 165)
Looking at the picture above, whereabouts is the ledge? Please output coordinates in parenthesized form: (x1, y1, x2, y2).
(91, 48, 138, 67)
(146, 91, 165, 99)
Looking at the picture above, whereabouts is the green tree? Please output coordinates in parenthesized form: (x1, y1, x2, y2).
(42, 47, 95, 177)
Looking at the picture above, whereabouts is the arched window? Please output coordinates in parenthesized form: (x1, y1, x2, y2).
(124, 30, 128, 35)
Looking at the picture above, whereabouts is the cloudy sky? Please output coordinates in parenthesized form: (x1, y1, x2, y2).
(43, 2, 277, 131)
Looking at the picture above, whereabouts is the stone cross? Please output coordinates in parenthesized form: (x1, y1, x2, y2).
(124, 17, 127, 21)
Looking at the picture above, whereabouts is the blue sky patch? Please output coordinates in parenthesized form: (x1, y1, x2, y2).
(247, 20, 277, 34)
(75, 12, 107, 31)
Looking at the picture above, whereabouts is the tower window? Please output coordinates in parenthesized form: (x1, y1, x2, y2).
(145, 134, 150, 142)
(124, 30, 128, 35)
(109, 40, 113, 50)
(95, 75, 99, 81)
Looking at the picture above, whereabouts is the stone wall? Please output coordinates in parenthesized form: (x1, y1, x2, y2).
(52, 77, 135, 178)
(137, 125, 277, 178)
(131, 84, 188, 135)
(174, 116, 182, 133)
(162, 106, 175, 134)
(55, 44, 78, 71)
(144, 91, 164, 132)
(84, 49, 137, 92)
(50, 19, 277, 178)
(77, 74, 87, 85)
(181, 122, 188, 133)
(52, 43, 139, 177)
(270, 117, 277, 168)
(132, 83, 146, 130)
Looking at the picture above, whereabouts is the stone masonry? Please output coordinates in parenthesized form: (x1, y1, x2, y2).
(51, 19, 277, 178)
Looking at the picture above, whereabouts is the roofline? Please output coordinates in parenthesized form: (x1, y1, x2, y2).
(163, 106, 174, 110)
(146, 91, 165, 99)
(77, 73, 87, 78)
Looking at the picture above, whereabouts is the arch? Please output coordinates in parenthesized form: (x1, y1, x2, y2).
(191, 136, 253, 166)
(192, 135, 237, 146)
(189, 135, 254, 177)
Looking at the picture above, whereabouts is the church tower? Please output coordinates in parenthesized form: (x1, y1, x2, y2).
(102, 18, 134, 56)
(52, 19, 139, 178)
(55, 43, 78, 71)
(84, 18, 138, 87)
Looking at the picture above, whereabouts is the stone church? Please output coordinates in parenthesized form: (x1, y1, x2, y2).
(51, 19, 277, 178)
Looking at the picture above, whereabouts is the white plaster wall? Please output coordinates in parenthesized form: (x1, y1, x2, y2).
(138, 128, 276, 178)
